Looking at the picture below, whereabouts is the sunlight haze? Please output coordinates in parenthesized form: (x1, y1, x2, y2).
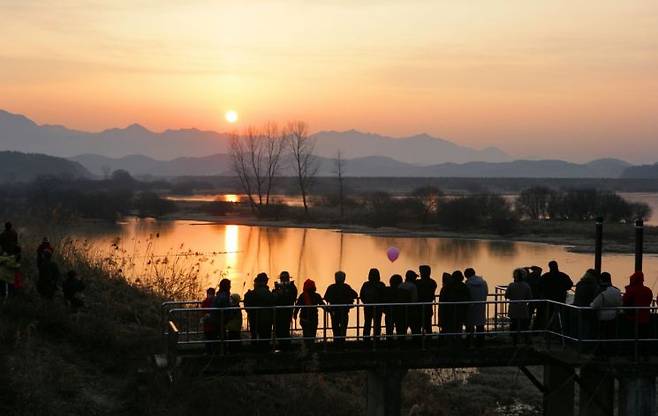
(1, 0, 657, 162)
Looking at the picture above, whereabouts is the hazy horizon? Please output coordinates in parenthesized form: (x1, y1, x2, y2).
(1, 1, 657, 163)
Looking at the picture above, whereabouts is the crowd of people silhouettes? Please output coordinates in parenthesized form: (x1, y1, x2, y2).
(0, 222, 85, 311)
(197, 260, 658, 353)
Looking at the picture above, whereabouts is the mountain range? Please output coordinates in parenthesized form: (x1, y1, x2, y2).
(0, 109, 651, 180)
(71, 153, 632, 179)
(0, 109, 507, 164)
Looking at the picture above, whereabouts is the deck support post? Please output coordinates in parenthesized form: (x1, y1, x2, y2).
(579, 365, 614, 416)
(367, 366, 406, 416)
(543, 364, 575, 416)
(618, 372, 655, 416)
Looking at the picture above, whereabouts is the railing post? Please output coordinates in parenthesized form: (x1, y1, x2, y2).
(594, 217, 603, 274)
(635, 219, 644, 272)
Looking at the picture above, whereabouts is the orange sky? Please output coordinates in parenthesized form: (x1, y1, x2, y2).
(1, 1, 657, 162)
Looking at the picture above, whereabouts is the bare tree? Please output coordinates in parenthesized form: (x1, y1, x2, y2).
(262, 122, 286, 206)
(286, 121, 317, 216)
(228, 124, 288, 213)
(229, 131, 259, 212)
(334, 150, 346, 218)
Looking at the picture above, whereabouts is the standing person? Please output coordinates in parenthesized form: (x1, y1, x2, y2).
(539, 261, 573, 331)
(226, 293, 243, 352)
(399, 270, 421, 337)
(622, 271, 653, 342)
(439, 271, 471, 340)
(464, 268, 488, 347)
(416, 265, 438, 335)
(243, 273, 275, 350)
(212, 279, 234, 350)
(200, 288, 217, 352)
(590, 272, 622, 352)
(272, 271, 298, 350)
(360, 268, 386, 341)
(37, 251, 59, 300)
(505, 268, 533, 345)
(574, 269, 601, 307)
(62, 271, 85, 312)
(294, 279, 325, 349)
(0, 222, 18, 255)
(324, 271, 358, 346)
(573, 268, 602, 340)
(524, 266, 543, 328)
(438, 272, 453, 333)
(0, 251, 20, 298)
(36, 237, 54, 268)
(384, 274, 408, 339)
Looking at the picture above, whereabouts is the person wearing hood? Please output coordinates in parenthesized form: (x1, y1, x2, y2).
(590, 272, 622, 350)
(622, 271, 653, 342)
(574, 269, 601, 307)
(324, 271, 358, 345)
(360, 268, 386, 340)
(464, 268, 488, 347)
(416, 265, 438, 335)
(272, 271, 298, 350)
(294, 279, 325, 348)
(505, 268, 533, 345)
(244, 273, 275, 350)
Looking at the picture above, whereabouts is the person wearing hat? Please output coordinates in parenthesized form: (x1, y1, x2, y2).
(243, 272, 275, 351)
(590, 272, 622, 350)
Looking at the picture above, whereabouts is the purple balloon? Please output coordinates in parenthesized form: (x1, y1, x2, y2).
(386, 246, 400, 262)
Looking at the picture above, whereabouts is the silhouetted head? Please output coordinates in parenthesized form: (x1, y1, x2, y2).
(206, 287, 216, 297)
(464, 268, 476, 279)
(452, 270, 464, 283)
(390, 274, 403, 288)
(629, 271, 644, 286)
(600, 272, 612, 287)
(230, 293, 241, 304)
(513, 268, 527, 282)
(219, 278, 231, 293)
(419, 265, 431, 278)
(548, 261, 559, 272)
(335, 271, 346, 284)
(442, 272, 452, 286)
(303, 279, 316, 293)
(583, 268, 599, 281)
(530, 266, 542, 274)
(368, 268, 381, 283)
(405, 269, 418, 282)
(255, 272, 269, 285)
(279, 271, 290, 282)
(42, 237, 49, 243)
(4, 222, 11, 231)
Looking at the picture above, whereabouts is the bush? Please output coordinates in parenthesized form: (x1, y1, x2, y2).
(134, 192, 176, 218)
(437, 194, 518, 234)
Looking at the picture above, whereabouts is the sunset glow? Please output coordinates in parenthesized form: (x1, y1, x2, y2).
(1, 1, 657, 161)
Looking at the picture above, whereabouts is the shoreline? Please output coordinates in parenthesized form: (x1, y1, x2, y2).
(160, 212, 658, 255)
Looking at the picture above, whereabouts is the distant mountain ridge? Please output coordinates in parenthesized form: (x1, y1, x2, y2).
(72, 153, 632, 178)
(0, 109, 509, 164)
(0, 151, 90, 182)
(620, 163, 658, 179)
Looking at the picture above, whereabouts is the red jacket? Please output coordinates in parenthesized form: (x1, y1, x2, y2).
(623, 272, 653, 324)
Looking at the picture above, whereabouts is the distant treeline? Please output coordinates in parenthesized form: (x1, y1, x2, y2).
(0, 170, 174, 221)
(166, 176, 658, 195)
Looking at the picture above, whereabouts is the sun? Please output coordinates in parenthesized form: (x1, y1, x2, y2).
(225, 110, 238, 124)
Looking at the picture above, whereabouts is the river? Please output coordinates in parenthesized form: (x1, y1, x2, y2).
(71, 218, 658, 295)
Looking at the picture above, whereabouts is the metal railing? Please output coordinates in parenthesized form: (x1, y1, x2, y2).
(163, 294, 658, 363)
